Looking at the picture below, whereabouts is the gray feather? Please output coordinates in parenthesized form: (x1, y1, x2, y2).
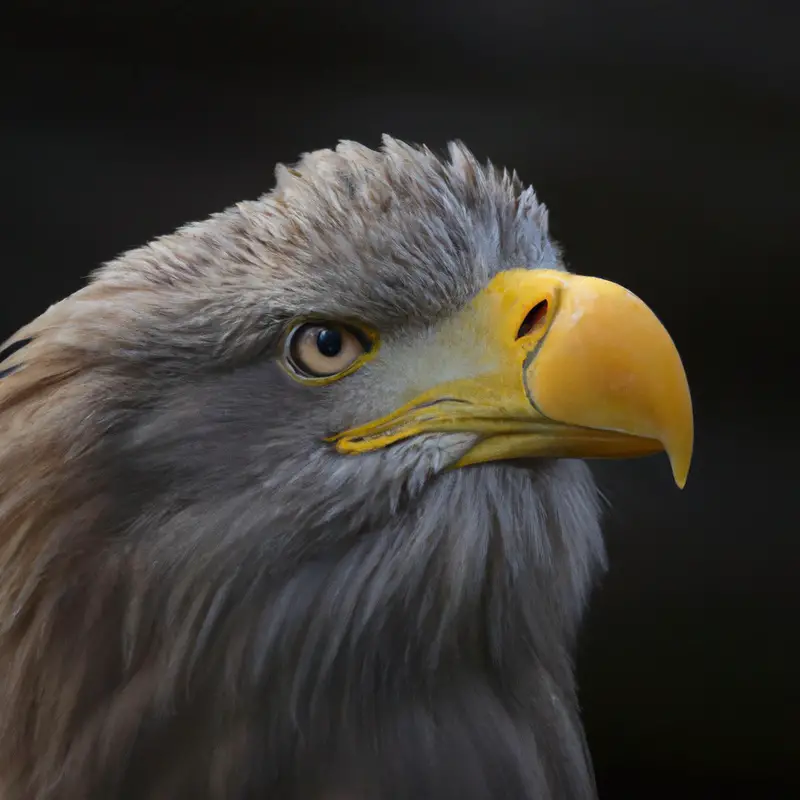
(0, 137, 606, 799)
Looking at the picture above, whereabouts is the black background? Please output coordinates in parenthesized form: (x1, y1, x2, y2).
(2, 2, 798, 797)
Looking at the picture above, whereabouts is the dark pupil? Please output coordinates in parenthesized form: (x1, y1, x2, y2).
(316, 328, 343, 358)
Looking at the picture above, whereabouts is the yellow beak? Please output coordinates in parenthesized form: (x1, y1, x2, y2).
(329, 269, 693, 488)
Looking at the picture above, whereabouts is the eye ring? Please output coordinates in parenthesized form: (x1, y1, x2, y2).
(282, 320, 377, 384)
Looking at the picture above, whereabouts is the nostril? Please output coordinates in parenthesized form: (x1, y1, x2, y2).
(516, 301, 549, 340)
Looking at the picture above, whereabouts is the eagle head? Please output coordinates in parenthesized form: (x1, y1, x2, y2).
(0, 137, 692, 799)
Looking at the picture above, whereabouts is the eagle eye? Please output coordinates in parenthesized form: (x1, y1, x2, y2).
(284, 321, 374, 382)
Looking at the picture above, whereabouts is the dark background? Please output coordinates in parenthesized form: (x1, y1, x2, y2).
(2, 2, 798, 797)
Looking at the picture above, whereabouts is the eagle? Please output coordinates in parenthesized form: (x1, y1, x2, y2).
(0, 137, 692, 800)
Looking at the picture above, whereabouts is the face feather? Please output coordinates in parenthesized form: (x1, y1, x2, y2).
(0, 135, 667, 800)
